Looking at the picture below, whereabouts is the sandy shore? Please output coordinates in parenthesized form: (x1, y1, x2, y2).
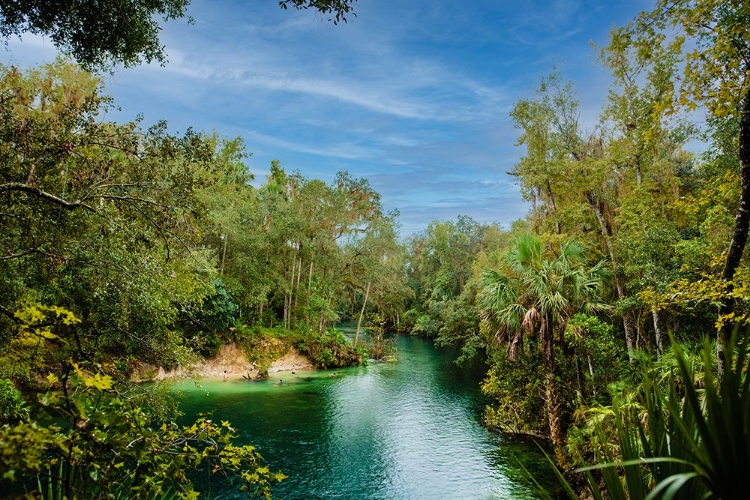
(136, 343, 315, 381)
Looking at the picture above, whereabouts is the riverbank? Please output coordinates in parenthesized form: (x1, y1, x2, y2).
(133, 343, 315, 381)
(174, 334, 556, 499)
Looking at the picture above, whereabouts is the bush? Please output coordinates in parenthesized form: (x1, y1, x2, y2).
(0, 378, 28, 423)
(482, 348, 547, 436)
(410, 313, 439, 337)
(0, 364, 284, 498)
(544, 333, 750, 500)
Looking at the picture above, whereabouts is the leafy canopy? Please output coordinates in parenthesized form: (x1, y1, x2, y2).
(0, 0, 360, 71)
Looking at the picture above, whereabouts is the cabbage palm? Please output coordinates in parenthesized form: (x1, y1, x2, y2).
(479, 233, 608, 450)
(541, 334, 750, 500)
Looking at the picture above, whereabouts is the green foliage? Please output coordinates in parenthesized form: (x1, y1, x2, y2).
(181, 280, 240, 357)
(209, 162, 406, 335)
(566, 313, 621, 400)
(0, 364, 284, 498)
(434, 297, 483, 366)
(0, 378, 28, 423)
(0, 1, 192, 70)
(482, 347, 547, 436)
(0, 1, 361, 71)
(410, 313, 439, 338)
(0, 60, 238, 370)
(547, 333, 750, 500)
(361, 313, 395, 361)
(279, 0, 358, 24)
(299, 328, 363, 369)
(198, 280, 240, 332)
(231, 324, 363, 372)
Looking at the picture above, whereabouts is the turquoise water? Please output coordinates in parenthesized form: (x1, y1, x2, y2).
(174, 334, 555, 499)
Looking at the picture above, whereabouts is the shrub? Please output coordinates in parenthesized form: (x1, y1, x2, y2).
(0, 378, 28, 423)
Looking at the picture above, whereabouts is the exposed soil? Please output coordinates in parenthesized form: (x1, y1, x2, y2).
(132, 343, 315, 381)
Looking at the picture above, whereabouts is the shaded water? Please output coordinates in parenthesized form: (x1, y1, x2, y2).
(174, 334, 555, 499)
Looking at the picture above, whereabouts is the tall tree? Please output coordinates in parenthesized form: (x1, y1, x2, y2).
(509, 73, 581, 236)
(0, 60, 233, 369)
(596, 27, 691, 357)
(628, 0, 750, 366)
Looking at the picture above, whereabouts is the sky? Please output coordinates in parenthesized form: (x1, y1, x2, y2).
(2, 0, 655, 237)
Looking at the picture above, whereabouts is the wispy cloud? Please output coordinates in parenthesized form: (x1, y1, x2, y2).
(243, 129, 378, 161)
(1, 0, 646, 236)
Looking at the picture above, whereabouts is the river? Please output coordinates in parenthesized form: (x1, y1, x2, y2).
(174, 334, 556, 499)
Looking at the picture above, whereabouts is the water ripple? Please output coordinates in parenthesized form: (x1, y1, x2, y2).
(177, 336, 554, 499)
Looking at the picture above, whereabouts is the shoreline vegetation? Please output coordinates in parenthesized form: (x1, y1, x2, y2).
(131, 325, 377, 383)
(2, 1, 750, 499)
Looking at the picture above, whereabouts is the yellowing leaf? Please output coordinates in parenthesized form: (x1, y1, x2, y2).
(83, 372, 113, 390)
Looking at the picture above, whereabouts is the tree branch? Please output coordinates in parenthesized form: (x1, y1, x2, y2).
(0, 247, 37, 261)
(0, 183, 96, 212)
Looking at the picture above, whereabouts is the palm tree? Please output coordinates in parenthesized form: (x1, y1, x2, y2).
(479, 233, 608, 453)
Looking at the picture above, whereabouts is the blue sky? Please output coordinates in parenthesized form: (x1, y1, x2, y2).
(2, 0, 654, 236)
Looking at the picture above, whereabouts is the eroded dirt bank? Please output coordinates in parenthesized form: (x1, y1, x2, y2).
(133, 343, 315, 381)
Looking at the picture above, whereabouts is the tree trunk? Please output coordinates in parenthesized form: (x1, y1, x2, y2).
(283, 295, 288, 329)
(546, 179, 561, 235)
(308, 261, 314, 292)
(546, 371, 563, 445)
(652, 307, 664, 356)
(542, 320, 560, 437)
(718, 89, 750, 374)
(542, 320, 565, 464)
(586, 190, 637, 360)
(587, 355, 596, 397)
(288, 256, 297, 328)
(354, 281, 371, 347)
(295, 257, 303, 309)
(220, 234, 228, 275)
(305, 261, 314, 325)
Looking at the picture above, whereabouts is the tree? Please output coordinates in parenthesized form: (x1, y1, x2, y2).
(509, 73, 580, 236)
(0, 0, 192, 70)
(0, 314, 285, 498)
(404, 216, 494, 339)
(0, 0, 360, 71)
(0, 60, 241, 370)
(627, 0, 750, 367)
(479, 234, 608, 456)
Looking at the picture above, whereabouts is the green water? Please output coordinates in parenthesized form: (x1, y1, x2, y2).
(174, 334, 555, 499)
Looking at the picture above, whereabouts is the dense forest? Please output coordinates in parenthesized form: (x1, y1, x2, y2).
(1, 0, 749, 499)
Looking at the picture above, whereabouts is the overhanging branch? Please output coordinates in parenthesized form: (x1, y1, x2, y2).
(0, 183, 96, 212)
